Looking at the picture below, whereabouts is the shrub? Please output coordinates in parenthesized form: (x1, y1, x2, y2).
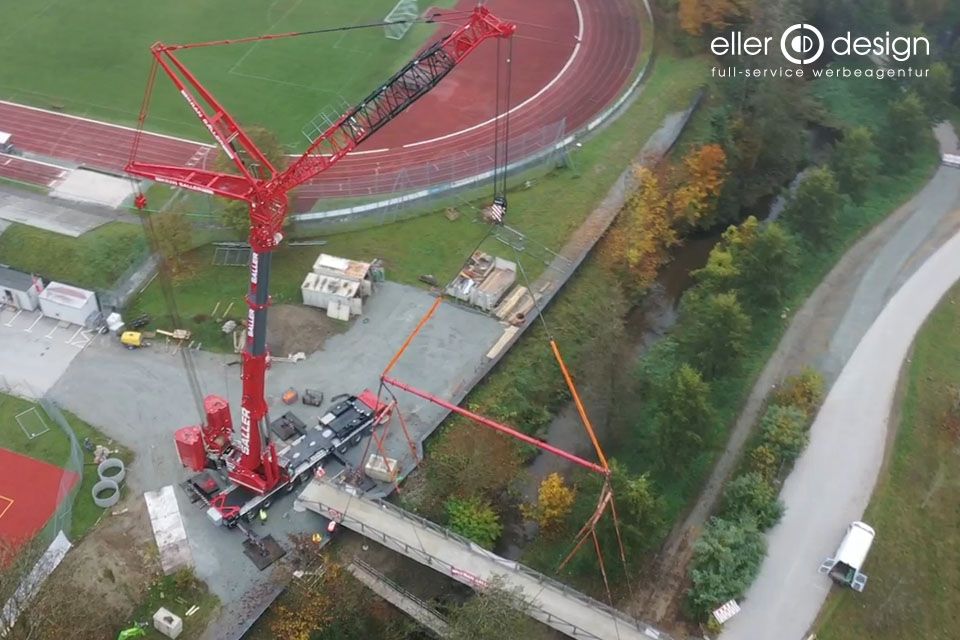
(759, 404, 808, 464)
(773, 368, 825, 419)
(721, 472, 784, 531)
(445, 497, 503, 550)
(688, 517, 766, 618)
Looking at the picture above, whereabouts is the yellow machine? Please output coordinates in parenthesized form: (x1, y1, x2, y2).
(120, 331, 146, 349)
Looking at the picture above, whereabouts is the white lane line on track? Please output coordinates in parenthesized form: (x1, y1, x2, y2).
(400, 0, 585, 150)
(0, 99, 213, 149)
(0, 0, 586, 159)
(0, 151, 69, 170)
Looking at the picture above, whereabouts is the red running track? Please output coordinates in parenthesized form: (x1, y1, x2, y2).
(0, 448, 80, 557)
(0, 0, 642, 212)
(0, 154, 70, 188)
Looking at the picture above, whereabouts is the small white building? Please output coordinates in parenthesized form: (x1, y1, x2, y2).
(38, 281, 98, 326)
(301, 254, 374, 320)
(0, 266, 40, 311)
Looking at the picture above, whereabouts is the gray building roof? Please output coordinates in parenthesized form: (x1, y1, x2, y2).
(0, 265, 35, 292)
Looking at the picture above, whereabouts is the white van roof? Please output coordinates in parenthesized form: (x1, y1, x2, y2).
(836, 521, 875, 569)
(0, 131, 11, 145)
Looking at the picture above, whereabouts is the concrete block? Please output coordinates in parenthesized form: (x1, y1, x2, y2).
(153, 607, 183, 639)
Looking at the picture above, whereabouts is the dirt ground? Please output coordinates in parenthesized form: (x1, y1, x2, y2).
(58, 494, 158, 628)
(266, 304, 343, 356)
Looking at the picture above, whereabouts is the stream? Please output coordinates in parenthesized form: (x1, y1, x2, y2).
(501, 235, 718, 559)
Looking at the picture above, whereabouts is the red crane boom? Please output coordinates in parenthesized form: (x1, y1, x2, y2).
(127, 7, 515, 494)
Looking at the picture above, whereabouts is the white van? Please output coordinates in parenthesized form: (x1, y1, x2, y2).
(818, 521, 875, 592)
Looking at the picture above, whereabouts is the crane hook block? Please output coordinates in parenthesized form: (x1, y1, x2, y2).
(485, 194, 507, 225)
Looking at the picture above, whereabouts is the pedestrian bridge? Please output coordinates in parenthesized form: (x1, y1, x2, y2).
(296, 478, 671, 640)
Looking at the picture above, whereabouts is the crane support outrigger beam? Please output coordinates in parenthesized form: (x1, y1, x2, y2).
(126, 6, 515, 496)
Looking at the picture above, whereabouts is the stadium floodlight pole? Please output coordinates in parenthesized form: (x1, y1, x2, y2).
(126, 6, 516, 494)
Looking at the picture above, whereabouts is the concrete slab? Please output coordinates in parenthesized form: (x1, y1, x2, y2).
(0, 306, 92, 398)
(0, 190, 106, 237)
(47, 282, 503, 600)
(51, 169, 137, 208)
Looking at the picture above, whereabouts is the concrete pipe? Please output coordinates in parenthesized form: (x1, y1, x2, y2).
(92, 479, 120, 508)
(97, 457, 126, 484)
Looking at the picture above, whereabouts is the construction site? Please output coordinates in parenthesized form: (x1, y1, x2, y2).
(0, 1, 670, 639)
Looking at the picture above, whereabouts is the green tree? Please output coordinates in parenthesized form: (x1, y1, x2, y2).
(723, 217, 799, 308)
(655, 364, 715, 458)
(447, 577, 546, 640)
(830, 127, 880, 203)
(688, 517, 766, 618)
(445, 497, 503, 549)
(722, 472, 784, 530)
(566, 461, 665, 578)
(914, 62, 954, 122)
(885, 92, 929, 163)
(782, 166, 843, 248)
(152, 211, 193, 270)
(773, 367, 825, 419)
(214, 125, 287, 237)
(220, 199, 251, 238)
(678, 291, 752, 377)
(213, 124, 286, 177)
(759, 404, 808, 464)
(711, 78, 813, 224)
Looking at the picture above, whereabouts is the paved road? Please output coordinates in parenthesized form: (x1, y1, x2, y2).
(298, 478, 672, 640)
(722, 162, 960, 636)
(633, 125, 960, 625)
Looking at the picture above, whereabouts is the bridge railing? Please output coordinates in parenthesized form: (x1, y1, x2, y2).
(311, 481, 670, 640)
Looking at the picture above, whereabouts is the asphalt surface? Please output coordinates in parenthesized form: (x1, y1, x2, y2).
(722, 130, 960, 639)
(47, 281, 502, 602)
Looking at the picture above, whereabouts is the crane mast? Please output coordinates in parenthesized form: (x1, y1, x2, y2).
(127, 7, 515, 494)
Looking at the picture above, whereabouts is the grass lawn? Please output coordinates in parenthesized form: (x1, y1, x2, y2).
(816, 282, 960, 640)
(129, 51, 711, 351)
(0, 393, 133, 541)
(0, 1, 454, 145)
(130, 571, 220, 640)
(0, 222, 146, 290)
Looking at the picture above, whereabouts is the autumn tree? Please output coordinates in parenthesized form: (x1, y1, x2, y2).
(687, 516, 765, 618)
(605, 167, 678, 295)
(446, 497, 503, 549)
(782, 166, 844, 248)
(679, 0, 753, 35)
(152, 211, 193, 271)
(748, 444, 779, 481)
(426, 423, 521, 510)
(654, 364, 715, 459)
(678, 291, 752, 377)
(773, 368, 825, 419)
(527, 473, 576, 532)
(672, 144, 728, 229)
(830, 126, 879, 203)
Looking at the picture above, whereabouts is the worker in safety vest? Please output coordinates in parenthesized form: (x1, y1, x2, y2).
(258, 508, 268, 525)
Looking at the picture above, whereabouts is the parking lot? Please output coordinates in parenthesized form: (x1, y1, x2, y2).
(0, 304, 97, 397)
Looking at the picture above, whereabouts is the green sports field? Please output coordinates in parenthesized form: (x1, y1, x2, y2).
(0, 0, 452, 144)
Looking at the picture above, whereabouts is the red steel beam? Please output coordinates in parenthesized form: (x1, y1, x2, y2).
(382, 376, 608, 475)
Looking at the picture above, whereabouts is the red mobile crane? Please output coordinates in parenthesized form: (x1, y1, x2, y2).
(127, 9, 516, 503)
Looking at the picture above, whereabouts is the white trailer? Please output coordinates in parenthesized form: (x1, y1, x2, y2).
(818, 521, 875, 592)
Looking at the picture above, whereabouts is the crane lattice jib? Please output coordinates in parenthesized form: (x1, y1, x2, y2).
(125, 6, 515, 495)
